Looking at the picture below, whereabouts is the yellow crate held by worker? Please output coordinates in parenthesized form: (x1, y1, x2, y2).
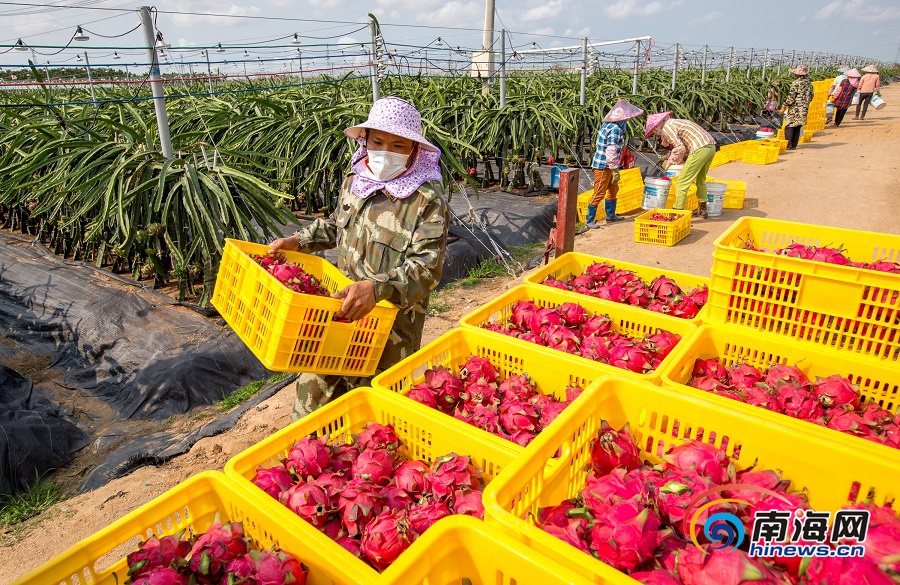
(634, 209, 692, 246)
(482, 376, 900, 584)
(211, 239, 397, 376)
(708, 217, 900, 361)
(12, 472, 371, 585)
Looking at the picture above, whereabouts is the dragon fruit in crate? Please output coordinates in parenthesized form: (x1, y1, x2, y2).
(223, 549, 309, 585)
(591, 420, 642, 475)
(356, 423, 400, 451)
(127, 532, 191, 578)
(188, 518, 248, 581)
(286, 436, 332, 480)
(392, 460, 431, 495)
(360, 509, 415, 571)
(427, 453, 480, 500)
(279, 482, 331, 528)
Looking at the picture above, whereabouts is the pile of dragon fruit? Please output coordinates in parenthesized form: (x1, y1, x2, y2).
(251, 423, 484, 572)
(646, 212, 678, 222)
(688, 359, 900, 449)
(741, 242, 900, 274)
(123, 517, 307, 585)
(538, 421, 900, 585)
(541, 263, 708, 319)
(253, 255, 331, 296)
(404, 354, 583, 447)
(480, 300, 682, 372)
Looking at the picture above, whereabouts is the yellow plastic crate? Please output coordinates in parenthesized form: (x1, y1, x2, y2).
(665, 176, 699, 211)
(708, 217, 900, 361)
(524, 251, 710, 323)
(378, 515, 594, 585)
(800, 131, 813, 143)
(741, 143, 779, 165)
(211, 239, 397, 375)
(760, 137, 788, 154)
(705, 176, 746, 209)
(634, 209, 692, 247)
(575, 168, 644, 222)
(224, 387, 519, 580)
(660, 323, 900, 455)
(12, 471, 369, 585)
(372, 328, 605, 446)
(459, 284, 697, 384)
(709, 149, 729, 168)
(482, 376, 900, 584)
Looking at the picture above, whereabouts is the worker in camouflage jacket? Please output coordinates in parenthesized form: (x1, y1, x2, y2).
(782, 64, 815, 150)
(268, 97, 450, 419)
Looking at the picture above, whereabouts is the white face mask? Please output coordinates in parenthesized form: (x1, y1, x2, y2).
(367, 150, 410, 182)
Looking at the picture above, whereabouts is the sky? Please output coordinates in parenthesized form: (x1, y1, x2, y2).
(0, 0, 897, 72)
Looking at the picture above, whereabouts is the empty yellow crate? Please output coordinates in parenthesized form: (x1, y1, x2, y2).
(634, 209, 692, 246)
(706, 176, 746, 209)
(708, 217, 900, 361)
(224, 387, 519, 580)
(372, 328, 606, 447)
(742, 143, 779, 165)
(459, 284, 696, 384)
(524, 251, 710, 323)
(575, 168, 644, 222)
(761, 137, 788, 154)
(379, 515, 594, 585)
(211, 239, 397, 375)
(660, 323, 900, 455)
(12, 471, 370, 585)
(483, 376, 900, 584)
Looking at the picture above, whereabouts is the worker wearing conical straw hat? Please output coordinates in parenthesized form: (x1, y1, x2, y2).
(856, 65, 881, 120)
(587, 99, 643, 227)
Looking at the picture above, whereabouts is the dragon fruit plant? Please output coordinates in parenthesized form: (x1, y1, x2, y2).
(542, 263, 708, 319)
(480, 300, 683, 371)
(124, 515, 308, 584)
(738, 241, 900, 274)
(250, 423, 486, 572)
(253, 255, 330, 296)
(404, 354, 584, 447)
(687, 360, 900, 450)
(537, 422, 900, 585)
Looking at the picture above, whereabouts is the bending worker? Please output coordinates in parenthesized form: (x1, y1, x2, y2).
(268, 97, 450, 420)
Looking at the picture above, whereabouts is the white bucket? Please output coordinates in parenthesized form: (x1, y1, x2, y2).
(664, 164, 684, 178)
(706, 183, 727, 217)
(756, 130, 775, 140)
(871, 95, 886, 110)
(642, 178, 671, 210)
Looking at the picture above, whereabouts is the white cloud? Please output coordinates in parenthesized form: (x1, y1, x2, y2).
(814, 0, 900, 22)
(690, 11, 722, 25)
(176, 38, 198, 47)
(521, 0, 566, 22)
(529, 27, 556, 36)
(413, 1, 482, 27)
(564, 27, 593, 37)
(603, 0, 682, 19)
(164, 3, 262, 28)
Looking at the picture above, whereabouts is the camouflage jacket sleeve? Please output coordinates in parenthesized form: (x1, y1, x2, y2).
(292, 194, 341, 253)
(369, 184, 450, 307)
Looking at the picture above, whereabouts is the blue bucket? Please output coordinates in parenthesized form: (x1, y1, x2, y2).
(549, 165, 568, 189)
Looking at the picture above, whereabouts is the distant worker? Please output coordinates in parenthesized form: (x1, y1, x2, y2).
(587, 98, 644, 227)
(781, 65, 814, 150)
(830, 68, 860, 128)
(645, 111, 715, 220)
(855, 64, 881, 120)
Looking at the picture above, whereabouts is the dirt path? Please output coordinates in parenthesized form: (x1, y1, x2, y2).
(3, 84, 899, 583)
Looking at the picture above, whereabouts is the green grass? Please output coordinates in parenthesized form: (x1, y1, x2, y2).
(428, 290, 451, 313)
(219, 373, 291, 412)
(509, 242, 545, 264)
(0, 481, 64, 528)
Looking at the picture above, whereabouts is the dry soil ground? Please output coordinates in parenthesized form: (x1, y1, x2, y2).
(3, 84, 899, 583)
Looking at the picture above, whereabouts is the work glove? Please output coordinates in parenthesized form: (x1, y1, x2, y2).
(660, 159, 672, 171)
(611, 170, 621, 184)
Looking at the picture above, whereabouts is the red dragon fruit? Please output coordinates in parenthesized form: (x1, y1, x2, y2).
(314, 471, 349, 509)
(381, 485, 415, 512)
(529, 307, 563, 336)
(692, 358, 729, 381)
(610, 343, 654, 373)
(336, 536, 363, 558)
(407, 497, 452, 535)
(629, 570, 684, 585)
(543, 324, 581, 353)
(647, 300, 673, 315)
(570, 274, 596, 292)
(650, 276, 681, 303)
(595, 285, 626, 303)
(724, 468, 790, 508)
(809, 246, 852, 266)
(867, 260, 900, 274)
(566, 385, 584, 402)
(392, 460, 431, 495)
(580, 334, 609, 362)
(127, 532, 191, 578)
(351, 448, 396, 485)
(518, 331, 548, 346)
(337, 479, 385, 537)
(582, 468, 652, 510)
(654, 474, 720, 537)
(858, 401, 895, 430)
(677, 545, 783, 585)
(542, 518, 592, 554)
(776, 385, 824, 421)
(460, 355, 499, 385)
(726, 363, 764, 390)
(460, 379, 499, 411)
(424, 366, 465, 411)
(558, 302, 589, 326)
(690, 375, 733, 393)
(319, 518, 345, 540)
(471, 403, 502, 434)
(840, 503, 900, 572)
(813, 375, 860, 409)
(224, 549, 308, 585)
(589, 499, 670, 572)
(672, 297, 700, 319)
(452, 489, 485, 519)
(539, 500, 579, 528)
(608, 269, 639, 288)
(741, 386, 780, 412)
(539, 399, 568, 429)
(286, 436, 332, 480)
(510, 430, 537, 446)
(545, 276, 574, 290)
(644, 331, 681, 359)
(326, 442, 359, 475)
(581, 314, 614, 337)
(360, 509, 414, 571)
(406, 384, 439, 409)
(188, 518, 248, 580)
(586, 262, 616, 282)
(499, 373, 537, 401)
(427, 453, 479, 500)
(765, 364, 812, 391)
(663, 441, 732, 485)
(687, 284, 709, 307)
(279, 482, 331, 527)
(499, 399, 540, 434)
(250, 465, 295, 500)
(800, 555, 895, 585)
(129, 567, 190, 585)
(483, 323, 517, 336)
(357, 423, 400, 451)
(625, 282, 654, 307)
(591, 420, 642, 474)
(511, 300, 538, 330)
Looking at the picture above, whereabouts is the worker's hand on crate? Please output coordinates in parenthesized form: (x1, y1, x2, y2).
(267, 235, 301, 263)
(333, 280, 377, 321)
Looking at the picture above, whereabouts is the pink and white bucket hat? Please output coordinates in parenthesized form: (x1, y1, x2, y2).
(602, 99, 644, 122)
(344, 96, 439, 152)
(644, 111, 672, 137)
